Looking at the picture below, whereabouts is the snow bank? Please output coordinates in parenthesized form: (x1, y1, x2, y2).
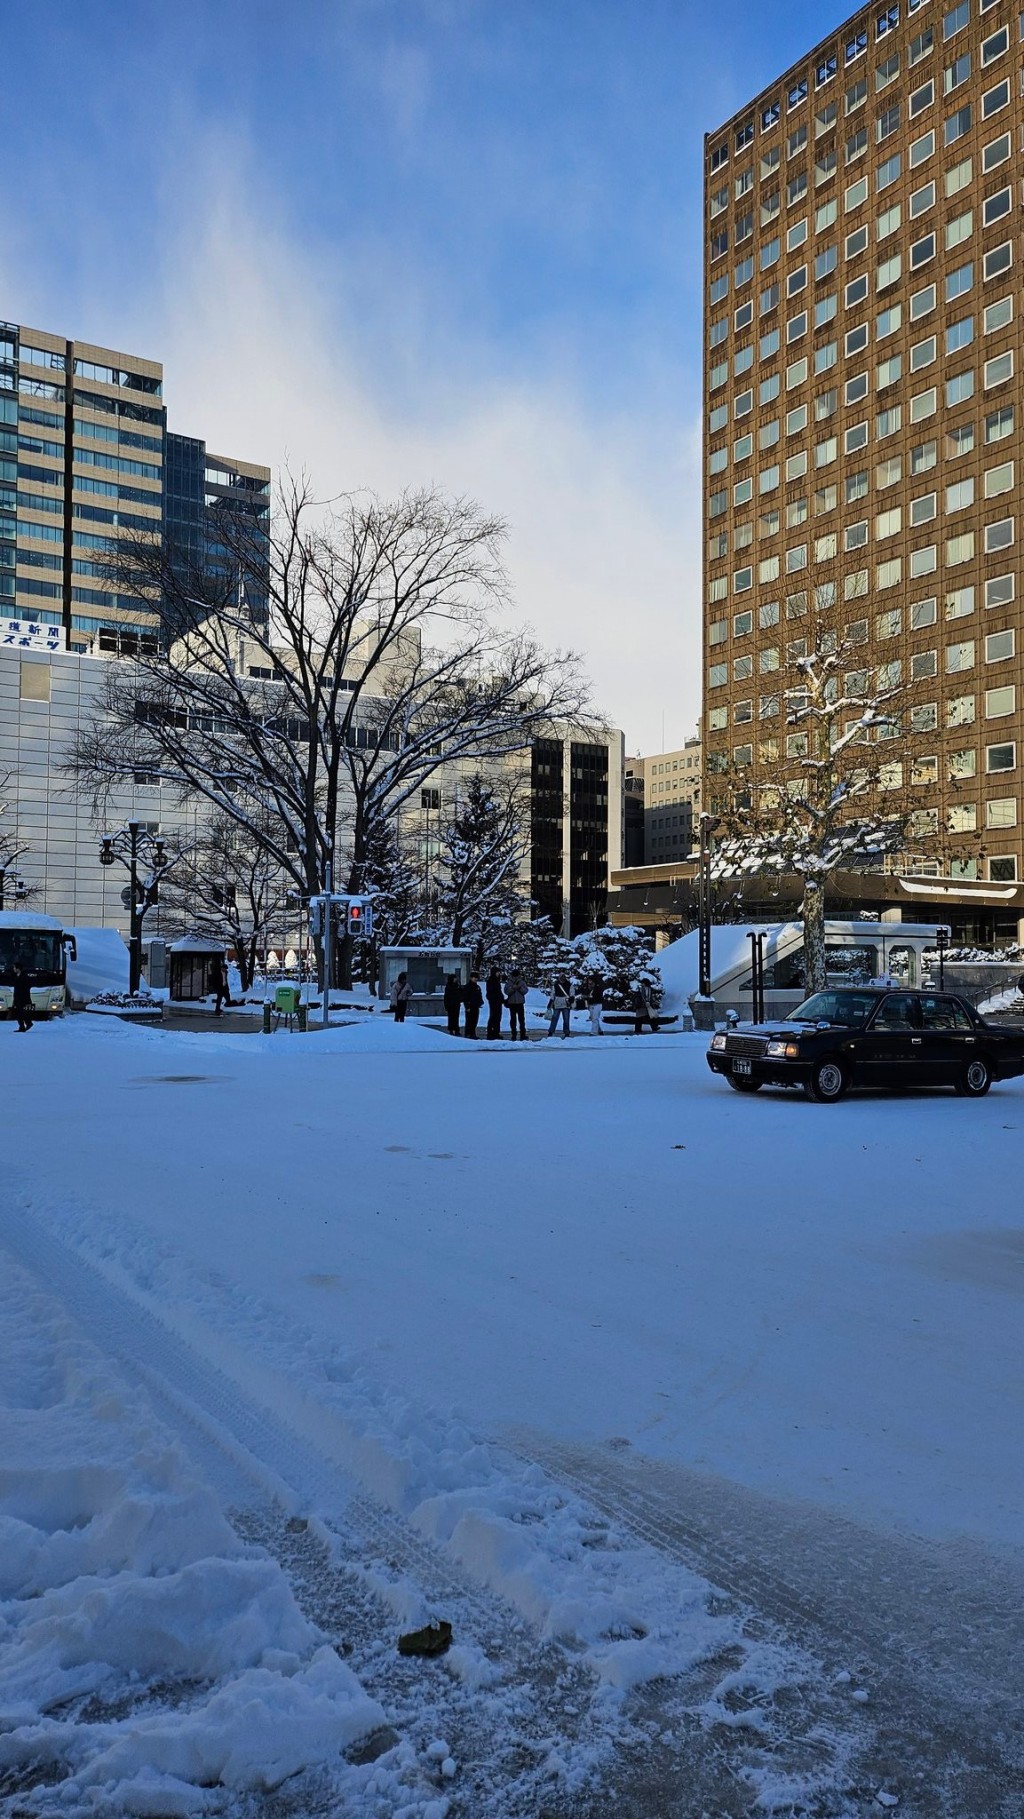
(0, 1259, 384, 1813)
(66, 926, 130, 1006)
(652, 925, 788, 1010)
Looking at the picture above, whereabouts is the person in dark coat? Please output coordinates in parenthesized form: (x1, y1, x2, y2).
(462, 972, 484, 1039)
(485, 967, 504, 1040)
(443, 973, 462, 1036)
(209, 955, 230, 1016)
(505, 969, 527, 1041)
(633, 979, 660, 1035)
(11, 962, 34, 1033)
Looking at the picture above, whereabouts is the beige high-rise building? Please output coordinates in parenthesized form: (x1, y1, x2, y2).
(703, 0, 1021, 888)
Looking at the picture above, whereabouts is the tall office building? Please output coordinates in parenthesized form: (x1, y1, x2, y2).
(703, 0, 1022, 890)
(164, 434, 270, 627)
(0, 320, 269, 656)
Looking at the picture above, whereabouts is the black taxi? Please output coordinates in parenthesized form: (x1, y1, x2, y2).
(706, 987, 1024, 1102)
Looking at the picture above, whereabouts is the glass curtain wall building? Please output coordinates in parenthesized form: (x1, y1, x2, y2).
(0, 319, 269, 656)
(703, 0, 1023, 887)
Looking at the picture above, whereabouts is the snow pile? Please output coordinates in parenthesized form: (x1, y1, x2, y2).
(66, 927, 130, 1006)
(0, 1260, 384, 1814)
(977, 985, 1024, 1016)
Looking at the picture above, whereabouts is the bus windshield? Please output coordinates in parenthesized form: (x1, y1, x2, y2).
(0, 930, 64, 984)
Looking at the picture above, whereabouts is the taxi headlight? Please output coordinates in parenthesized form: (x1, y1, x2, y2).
(766, 1039, 801, 1059)
(710, 1033, 727, 1051)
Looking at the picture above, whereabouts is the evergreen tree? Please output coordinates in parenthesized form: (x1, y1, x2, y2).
(435, 774, 531, 960)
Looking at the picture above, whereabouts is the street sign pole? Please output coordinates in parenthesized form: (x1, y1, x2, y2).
(322, 862, 334, 1029)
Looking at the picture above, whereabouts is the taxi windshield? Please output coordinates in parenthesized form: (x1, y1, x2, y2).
(788, 989, 879, 1027)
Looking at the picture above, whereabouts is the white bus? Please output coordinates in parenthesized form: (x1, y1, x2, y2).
(0, 911, 77, 1019)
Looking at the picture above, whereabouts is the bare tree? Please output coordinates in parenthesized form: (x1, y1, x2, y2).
(707, 599, 909, 993)
(0, 767, 31, 905)
(158, 810, 293, 991)
(64, 482, 591, 983)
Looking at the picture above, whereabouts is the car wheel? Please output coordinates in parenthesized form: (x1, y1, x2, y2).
(804, 1058, 847, 1103)
(727, 1074, 762, 1093)
(955, 1055, 993, 1097)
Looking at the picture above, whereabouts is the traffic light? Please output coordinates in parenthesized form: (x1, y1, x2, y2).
(308, 898, 323, 937)
(346, 899, 364, 938)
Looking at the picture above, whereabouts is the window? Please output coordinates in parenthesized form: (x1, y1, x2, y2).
(946, 422, 976, 457)
(846, 324, 869, 356)
(911, 282, 937, 320)
(846, 468, 869, 503)
(735, 388, 753, 415)
(846, 175, 869, 211)
(710, 274, 729, 304)
(983, 136, 1012, 182)
(815, 293, 838, 328)
(984, 350, 1014, 388)
(846, 371, 869, 403)
(982, 78, 1010, 115)
(19, 660, 50, 701)
(845, 519, 869, 549)
(910, 26, 934, 63)
(912, 438, 938, 473)
(910, 78, 934, 113)
(709, 662, 728, 688)
(984, 516, 1014, 552)
(877, 404, 902, 437)
(943, 1, 968, 39)
(947, 531, 976, 564)
(944, 50, 971, 91)
(912, 756, 939, 784)
(945, 103, 972, 144)
(876, 508, 903, 541)
(911, 595, 938, 626)
(910, 130, 936, 170)
(946, 477, 975, 511)
(984, 459, 1013, 496)
(986, 684, 1016, 716)
(985, 573, 1015, 608)
(877, 103, 900, 140)
(946, 370, 975, 406)
(762, 99, 781, 129)
(983, 241, 1012, 280)
(786, 357, 808, 389)
(911, 336, 937, 373)
(948, 804, 978, 833)
(984, 295, 1013, 335)
(910, 181, 936, 220)
(911, 546, 938, 577)
(788, 265, 808, 298)
(986, 798, 1017, 828)
(913, 702, 939, 732)
(877, 253, 902, 289)
(947, 698, 976, 730)
(945, 209, 973, 251)
(877, 605, 903, 636)
(986, 743, 1016, 772)
(982, 24, 1008, 61)
(845, 421, 869, 452)
(946, 584, 975, 620)
(760, 282, 780, 314)
(787, 311, 808, 343)
(946, 639, 975, 672)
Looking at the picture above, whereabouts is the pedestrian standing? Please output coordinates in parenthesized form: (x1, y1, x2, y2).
(485, 966, 504, 1041)
(390, 971, 413, 1023)
(443, 972, 462, 1037)
(462, 971, 484, 1039)
(632, 979, 659, 1035)
(547, 974, 572, 1039)
(587, 974, 605, 1037)
(505, 968, 527, 1041)
(11, 962, 34, 1033)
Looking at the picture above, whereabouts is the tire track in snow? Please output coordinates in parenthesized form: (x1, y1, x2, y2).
(509, 1431, 1024, 1819)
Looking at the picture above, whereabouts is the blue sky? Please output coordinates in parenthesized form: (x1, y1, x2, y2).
(3, 0, 832, 750)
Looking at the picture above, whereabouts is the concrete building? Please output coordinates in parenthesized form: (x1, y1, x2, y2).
(0, 317, 270, 929)
(0, 642, 203, 927)
(703, 0, 1023, 889)
(636, 734, 702, 864)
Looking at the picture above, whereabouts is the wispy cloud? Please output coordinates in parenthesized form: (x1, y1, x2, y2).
(4, 123, 702, 752)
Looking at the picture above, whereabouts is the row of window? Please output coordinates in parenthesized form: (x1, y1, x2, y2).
(712, 588, 1014, 648)
(17, 346, 163, 395)
(710, 0, 1006, 171)
(710, 629, 1016, 686)
(720, 527, 1018, 598)
(712, 101, 1013, 258)
(710, 130, 1015, 305)
(714, 735, 1018, 779)
(710, 395, 1013, 516)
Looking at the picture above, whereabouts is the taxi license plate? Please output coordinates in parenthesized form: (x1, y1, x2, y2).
(732, 1057, 752, 1076)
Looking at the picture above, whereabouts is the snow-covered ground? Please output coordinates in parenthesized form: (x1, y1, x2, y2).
(1, 1011, 1022, 1816)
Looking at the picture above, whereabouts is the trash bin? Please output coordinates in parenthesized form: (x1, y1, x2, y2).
(275, 985, 300, 1016)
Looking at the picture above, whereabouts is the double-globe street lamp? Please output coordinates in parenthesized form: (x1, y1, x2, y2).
(99, 820, 168, 994)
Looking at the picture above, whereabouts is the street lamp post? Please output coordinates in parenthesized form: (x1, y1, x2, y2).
(99, 821, 168, 994)
(935, 925, 949, 991)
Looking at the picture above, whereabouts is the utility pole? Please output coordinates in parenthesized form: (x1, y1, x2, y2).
(322, 860, 334, 1028)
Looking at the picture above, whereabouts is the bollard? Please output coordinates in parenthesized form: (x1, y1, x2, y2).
(297, 1003, 308, 1032)
(262, 1002, 272, 1033)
